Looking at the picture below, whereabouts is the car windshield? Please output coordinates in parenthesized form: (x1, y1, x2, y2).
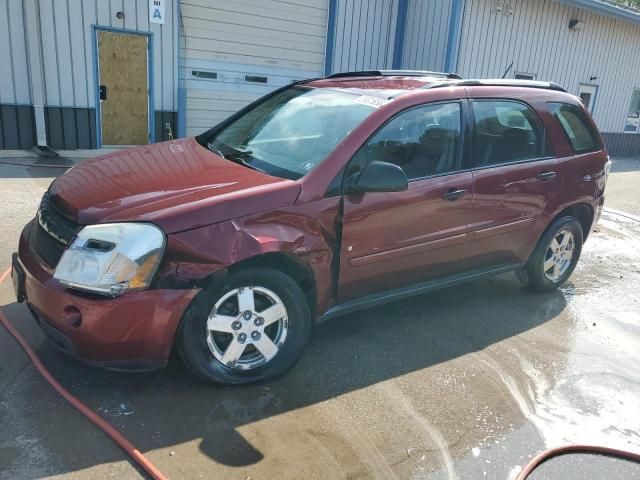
(200, 86, 377, 180)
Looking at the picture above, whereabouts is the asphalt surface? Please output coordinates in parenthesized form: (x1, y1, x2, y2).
(1, 158, 639, 479)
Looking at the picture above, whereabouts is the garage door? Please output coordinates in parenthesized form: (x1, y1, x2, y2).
(181, 0, 328, 137)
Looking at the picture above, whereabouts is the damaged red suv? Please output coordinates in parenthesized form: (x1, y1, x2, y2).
(13, 71, 610, 384)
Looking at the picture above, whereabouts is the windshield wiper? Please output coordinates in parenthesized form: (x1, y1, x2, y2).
(207, 142, 264, 173)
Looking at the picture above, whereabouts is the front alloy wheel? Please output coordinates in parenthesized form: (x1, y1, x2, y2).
(206, 286, 288, 370)
(177, 268, 311, 385)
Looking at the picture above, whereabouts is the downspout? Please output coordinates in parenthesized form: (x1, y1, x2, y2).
(392, 0, 409, 69)
(323, 0, 338, 76)
(444, 0, 466, 74)
(23, 0, 49, 149)
(176, 0, 187, 138)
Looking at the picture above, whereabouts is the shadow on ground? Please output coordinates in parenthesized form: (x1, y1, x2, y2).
(0, 273, 567, 475)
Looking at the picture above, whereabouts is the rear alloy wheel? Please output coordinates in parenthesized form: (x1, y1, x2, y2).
(542, 229, 576, 282)
(522, 216, 583, 292)
(177, 268, 311, 385)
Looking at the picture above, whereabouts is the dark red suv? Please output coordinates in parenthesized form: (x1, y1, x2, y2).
(13, 71, 610, 384)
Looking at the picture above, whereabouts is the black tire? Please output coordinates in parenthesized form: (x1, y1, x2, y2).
(177, 268, 311, 385)
(523, 216, 583, 292)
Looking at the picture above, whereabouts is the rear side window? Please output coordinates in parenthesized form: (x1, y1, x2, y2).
(547, 102, 599, 153)
(472, 100, 544, 166)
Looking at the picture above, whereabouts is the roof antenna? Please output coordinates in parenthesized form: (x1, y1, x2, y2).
(501, 62, 514, 79)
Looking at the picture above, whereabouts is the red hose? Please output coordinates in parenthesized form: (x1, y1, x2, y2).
(0, 267, 168, 480)
(4, 267, 640, 480)
(516, 444, 640, 479)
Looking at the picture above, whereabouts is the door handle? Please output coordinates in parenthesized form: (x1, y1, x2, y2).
(442, 188, 467, 201)
(99, 85, 107, 101)
(536, 170, 556, 181)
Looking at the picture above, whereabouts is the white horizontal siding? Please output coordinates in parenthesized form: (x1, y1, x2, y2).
(181, 0, 328, 136)
(456, 0, 640, 132)
(181, 0, 328, 71)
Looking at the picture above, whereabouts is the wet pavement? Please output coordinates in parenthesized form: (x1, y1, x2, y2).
(1, 160, 639, 479)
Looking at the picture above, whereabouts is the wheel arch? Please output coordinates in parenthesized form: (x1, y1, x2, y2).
(546, 202, 595, 241)
(227, 252, 318, 318)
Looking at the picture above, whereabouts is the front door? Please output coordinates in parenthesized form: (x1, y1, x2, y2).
(97, 31, 149, 146)
(339, 102, 472, 301)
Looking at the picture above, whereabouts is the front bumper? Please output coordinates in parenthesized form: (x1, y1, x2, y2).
(16, 221, 199, 370)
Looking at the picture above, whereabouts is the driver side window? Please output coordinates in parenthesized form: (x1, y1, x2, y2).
(352, 102, 462, 181)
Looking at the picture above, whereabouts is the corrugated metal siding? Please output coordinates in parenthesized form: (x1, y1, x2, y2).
(456, 0, 640, 133)
(0, 0, 31, 105)
(602, 132, 640, 156)
(181, 0, 328, 137)
(330, 0, 399, 72)
(401, 0, 454, 71)
(34, 0, 176, 111)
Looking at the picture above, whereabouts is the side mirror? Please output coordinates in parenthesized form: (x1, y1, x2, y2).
(349, 161, 409, 193)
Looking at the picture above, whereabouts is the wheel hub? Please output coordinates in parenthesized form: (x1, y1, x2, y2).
(543, 229, 575, 282)
(205, 286, 288, 370)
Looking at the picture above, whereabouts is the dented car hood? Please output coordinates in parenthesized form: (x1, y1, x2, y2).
(48, 137, 302, 233)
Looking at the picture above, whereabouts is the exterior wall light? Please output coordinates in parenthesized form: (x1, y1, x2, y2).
(569, 19, 585, 30)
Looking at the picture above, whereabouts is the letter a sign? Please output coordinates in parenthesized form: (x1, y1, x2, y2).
(149, 0, 165, 24)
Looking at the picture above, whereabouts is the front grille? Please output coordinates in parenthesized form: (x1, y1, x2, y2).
(30, 221, 67, 267)
(38, 191, 79, 243)
(29, 191, 82, 268)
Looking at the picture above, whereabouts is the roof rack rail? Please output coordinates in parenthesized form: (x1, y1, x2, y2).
(425, 79, 567, 92)
(327, 70, 463, 80)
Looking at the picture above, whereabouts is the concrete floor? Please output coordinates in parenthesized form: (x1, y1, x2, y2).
(0, 158, 639, 479)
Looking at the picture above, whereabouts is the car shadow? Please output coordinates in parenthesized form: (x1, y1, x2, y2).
(0, 274, 568, 474)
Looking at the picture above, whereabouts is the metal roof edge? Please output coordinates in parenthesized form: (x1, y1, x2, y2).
(557, 0, 640, 25)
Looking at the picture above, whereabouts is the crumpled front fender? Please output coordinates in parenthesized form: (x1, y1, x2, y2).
(157, 198, 341, 316)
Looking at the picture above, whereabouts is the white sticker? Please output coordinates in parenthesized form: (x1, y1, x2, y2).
(355, 95, 389, 108)
(149, 0, 165, 24)
(302, 162, 314, 172)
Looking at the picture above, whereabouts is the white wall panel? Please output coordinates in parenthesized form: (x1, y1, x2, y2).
(29, 0, 176, 110)
(456, 0, 640, 132)
(330, 0, 398, 73)
(402, 0, 454, 71)
(181, 0, 328, 135)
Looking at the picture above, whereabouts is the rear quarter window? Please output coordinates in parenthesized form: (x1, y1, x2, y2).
(547, 102, 600, 153)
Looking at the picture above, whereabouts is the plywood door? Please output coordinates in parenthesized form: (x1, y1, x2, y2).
(98, 31, 149, 145)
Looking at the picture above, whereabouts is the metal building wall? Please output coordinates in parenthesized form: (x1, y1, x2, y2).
(0, 0, 36, 149)
(181, 0, 328, 137)
(329, 0, 399, 73)
(456, 0, 640, 153)
(401, 0, 454, 71)
(0, 0, 177, 150)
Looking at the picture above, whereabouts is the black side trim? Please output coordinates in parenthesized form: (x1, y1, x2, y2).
(318, 263, 523, 323)
(601, 132, 640, 157)
(0, 104, 36, 149)
(45, 107, 97, 149)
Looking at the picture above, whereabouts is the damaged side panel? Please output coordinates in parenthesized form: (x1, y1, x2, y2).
(158, 197, 342, 316)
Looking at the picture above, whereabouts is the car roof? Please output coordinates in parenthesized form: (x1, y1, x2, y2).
(304, 71, 568, 100)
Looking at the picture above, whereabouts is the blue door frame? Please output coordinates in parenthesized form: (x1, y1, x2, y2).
(92, 25, 155, 147)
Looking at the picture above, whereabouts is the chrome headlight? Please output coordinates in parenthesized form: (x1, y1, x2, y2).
(54, 223, 165, 296)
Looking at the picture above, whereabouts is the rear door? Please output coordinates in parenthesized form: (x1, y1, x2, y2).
(467, 99, 562, 266)
(339, 101, 473, 301)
